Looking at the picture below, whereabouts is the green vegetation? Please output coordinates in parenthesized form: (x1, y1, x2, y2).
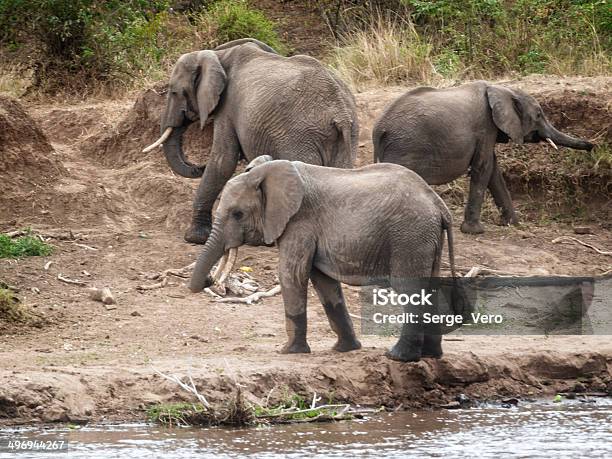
(147, 390, 352, 427)
(0, 0, 285, 96)
(0, 286, 24, 321)
(147, 402, 211, 427)
(196, 0, 287, 53)
(327, 0, 611, 88)
(0, 231, 53, 258)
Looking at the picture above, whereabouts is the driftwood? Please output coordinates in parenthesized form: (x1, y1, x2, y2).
(57, 273, 87, 286)
(552, 236, 612, 256)
(216, 285, 281, 304)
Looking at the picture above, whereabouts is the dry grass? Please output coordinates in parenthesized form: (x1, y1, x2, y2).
(327, 14, 442, 90)
(0, 64, 32, 98)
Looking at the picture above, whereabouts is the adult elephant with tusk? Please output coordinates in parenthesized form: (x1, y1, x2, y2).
(373, 81, 595, 234)
(143, 38, 359, 244)
(190, 156, 470, 362)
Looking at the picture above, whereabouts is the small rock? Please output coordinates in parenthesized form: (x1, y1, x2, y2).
(573, 226, 592, 235)
(501, 397, 519, 405)
(440, 401, 461, 409)
(572, 381, 586, 393)
(88, 287, 116, 305)
(130, 311, 142, 317)
(31, 287, 40, 294)
(456, 393, 471, 407)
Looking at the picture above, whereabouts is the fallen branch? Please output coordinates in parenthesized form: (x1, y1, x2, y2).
(73, 243, 98, 251)
(463, 266, 521, 278)
(137, 277, 168, 291)
(552, 236, 612, 256)
(216, 285, 281, 304)
(153, 367, 211, 408)
(57, 273, 87, 286)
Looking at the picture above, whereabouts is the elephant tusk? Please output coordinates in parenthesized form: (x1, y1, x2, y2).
(546, 138, 558, 150)
(211, 252, 229, 283)
(216, 248, 238, 285)
(142, 127, 173, 153)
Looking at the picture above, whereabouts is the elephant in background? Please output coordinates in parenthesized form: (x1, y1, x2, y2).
(189, 157, 468, 362)
(373, 81, 594, 234)
(143, 38, 359, 244)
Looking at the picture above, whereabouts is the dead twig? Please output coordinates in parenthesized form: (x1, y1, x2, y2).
(73, 243, 98, 251)
(137, 277, 168, 291)
(57, 273, 87, 286)
(153, 367, 211, 409)
(552, 236, 612, 256)
(463, 266, 520, 277)
(216, 285, 281, 304)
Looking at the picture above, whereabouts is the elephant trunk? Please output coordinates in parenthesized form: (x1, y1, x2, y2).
(190, 225, 238, 292)
(541, 122, 594, 151)
(162, 122, 207, 178)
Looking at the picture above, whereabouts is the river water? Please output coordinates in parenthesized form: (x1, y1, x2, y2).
(1, 399, 610, 458)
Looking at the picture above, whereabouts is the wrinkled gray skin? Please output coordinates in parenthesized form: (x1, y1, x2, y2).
(190, 157, 463, 362)
(160, 38, 358, 244)
(373, 81, 594, 234)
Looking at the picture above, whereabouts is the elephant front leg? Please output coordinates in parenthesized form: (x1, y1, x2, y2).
(310, 268, 361, 352)
(488, 157, 518, 226)
(278, 239, 315, 354)
(185, 132, 240, 244)
(461, 151, 494, 234)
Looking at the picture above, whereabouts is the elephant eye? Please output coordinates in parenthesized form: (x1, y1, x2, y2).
(232, 210, 244, 220)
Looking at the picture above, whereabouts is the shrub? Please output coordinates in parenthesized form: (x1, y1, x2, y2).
(328, 12, 437, 89)
(192, 0, 287, 53)
(0, 0, 286, 95)
(328, 0, 611, 86)
(0, 231, 53, 258)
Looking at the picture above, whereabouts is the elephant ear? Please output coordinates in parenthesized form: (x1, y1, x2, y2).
(214, 38, 278, 54)
(195, 50, 227, 129)
(245, 155, 274, 172)
(486, 85, 524, 144)
(249, 161, 304, 244)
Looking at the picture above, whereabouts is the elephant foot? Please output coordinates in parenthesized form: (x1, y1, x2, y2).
(460, 220, 485, 234)
(385, 343, 421, 362)
(280, 340, 311, 354)
(499, 212, 519, 227)
(184, 224, 211, 245)
(332, 337, 362, 352)
(421, 350, 443, 359)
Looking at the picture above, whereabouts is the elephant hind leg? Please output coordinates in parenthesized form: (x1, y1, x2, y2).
(487, 156, 518, 226)
(462, 145, 495, 234)
(310, 268, 361, 352)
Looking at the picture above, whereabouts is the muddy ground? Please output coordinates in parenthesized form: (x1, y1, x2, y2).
(0, 76, 611, 425)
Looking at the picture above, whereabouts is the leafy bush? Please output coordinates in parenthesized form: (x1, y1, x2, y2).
(0, 232, 53, 258)
(328, 0, 611, 87)
(195, 0, 286, 53)
(0, 0, 285, 95)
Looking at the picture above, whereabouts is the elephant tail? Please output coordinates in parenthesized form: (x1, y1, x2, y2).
(441, 211, 473, 317)
(441, 212, 457, 278)
(372, 127, 385, 163)
(333, 120, 356, 168)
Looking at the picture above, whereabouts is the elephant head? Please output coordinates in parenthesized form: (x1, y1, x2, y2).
(486, 85, 594, 151)
(142, 39, 278, 178)
(189, 158, 303, 292)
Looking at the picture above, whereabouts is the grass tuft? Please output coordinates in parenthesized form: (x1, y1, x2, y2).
(0, 231, 53, 258)
(0, 287, 27, 322)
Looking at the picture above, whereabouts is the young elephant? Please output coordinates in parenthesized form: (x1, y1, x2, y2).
(373, 81, 594, 234)
(189, 157, 463, 362)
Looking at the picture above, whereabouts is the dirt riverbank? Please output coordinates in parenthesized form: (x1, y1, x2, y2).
(0, 76, 610, 425)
